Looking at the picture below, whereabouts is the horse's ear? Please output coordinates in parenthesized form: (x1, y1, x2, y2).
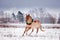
(25, 14, 30, 16)
(28, 14, 30, 15)
(25, 14, 27, 16)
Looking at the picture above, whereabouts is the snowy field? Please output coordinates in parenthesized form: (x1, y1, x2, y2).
(0, 24, 60, 40)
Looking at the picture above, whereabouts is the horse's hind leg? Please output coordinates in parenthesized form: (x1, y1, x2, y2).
(36, 28, 39, 34)
(22, 27, 31, 36)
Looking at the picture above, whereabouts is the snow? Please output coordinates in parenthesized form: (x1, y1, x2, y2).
(2, 8, 60, 18)
(0, 24, 60, 40)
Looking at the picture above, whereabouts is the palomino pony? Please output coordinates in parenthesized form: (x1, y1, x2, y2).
(22, 14, 44, 36)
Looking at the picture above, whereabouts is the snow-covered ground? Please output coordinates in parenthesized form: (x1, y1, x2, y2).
(0, 24, 60, 40)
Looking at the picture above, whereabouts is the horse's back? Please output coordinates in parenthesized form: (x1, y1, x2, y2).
(31, 20, 41, 28)
(34, 20, 40, 23)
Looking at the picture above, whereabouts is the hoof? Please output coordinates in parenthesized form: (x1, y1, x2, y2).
(22, 34, 24, 36)
(42, 30, 45, 32)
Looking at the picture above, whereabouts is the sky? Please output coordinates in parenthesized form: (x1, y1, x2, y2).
(0, 0, 60, 9)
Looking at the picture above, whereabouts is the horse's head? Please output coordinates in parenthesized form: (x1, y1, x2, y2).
(26, 14, 32, 21)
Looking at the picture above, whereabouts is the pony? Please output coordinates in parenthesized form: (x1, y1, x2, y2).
(22, 14, 44, 36)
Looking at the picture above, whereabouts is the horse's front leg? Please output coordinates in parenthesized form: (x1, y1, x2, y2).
(22, 27, 31, 36)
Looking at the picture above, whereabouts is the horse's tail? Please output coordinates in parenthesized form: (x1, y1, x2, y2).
(40, 23, 45, 32)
